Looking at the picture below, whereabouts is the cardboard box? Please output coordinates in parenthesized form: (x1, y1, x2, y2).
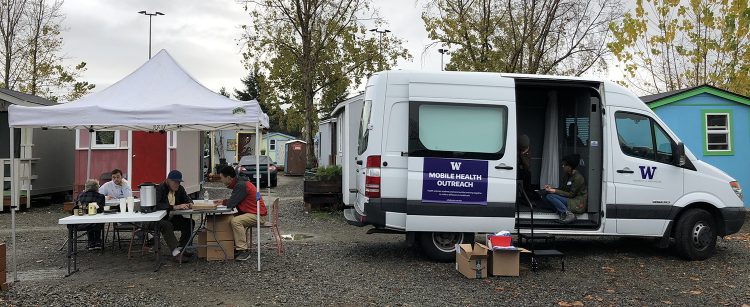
(0, 243, 6, 272)
(455, 243, 489, 279)
(489, 248, 530, 277)
(206, 215, 233, 233)
(206, 241, 234, 261)
(197, 231, 207, 258)
(198, 228, 234, 243)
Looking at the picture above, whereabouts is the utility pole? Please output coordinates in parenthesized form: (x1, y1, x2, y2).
(369, 28, 391, 70)
(138, 11, 165, 59)
(438, 48, 449, 71)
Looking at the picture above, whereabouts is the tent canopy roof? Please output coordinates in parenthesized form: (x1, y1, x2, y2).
(8, 50, 268, 131)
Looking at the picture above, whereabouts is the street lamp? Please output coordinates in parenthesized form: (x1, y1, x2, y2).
(369, 28, 391, 69)
(138, 11, 165, 59)
(438, 48, 449, 71)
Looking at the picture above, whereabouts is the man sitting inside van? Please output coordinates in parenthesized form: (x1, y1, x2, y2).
(542, 154, 587, 224)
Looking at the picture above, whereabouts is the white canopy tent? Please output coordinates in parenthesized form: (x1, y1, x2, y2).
(7, 50, 270, 280)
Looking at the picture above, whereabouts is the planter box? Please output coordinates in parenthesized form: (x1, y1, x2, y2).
(303, 178, 342, 212)
(304, 179, 342, 194)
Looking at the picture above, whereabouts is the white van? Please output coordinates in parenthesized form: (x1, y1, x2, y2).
(344, 71, 746, 261)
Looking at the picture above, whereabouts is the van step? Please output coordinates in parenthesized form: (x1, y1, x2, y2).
(516, 218, 598, 229)
(344, 208, 365, 227)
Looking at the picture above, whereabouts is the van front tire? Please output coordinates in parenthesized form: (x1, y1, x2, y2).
(674, 209, 717, 261)
(417, 232, 474, 262)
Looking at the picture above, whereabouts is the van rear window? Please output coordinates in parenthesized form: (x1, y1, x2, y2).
(409, 102, 507, 160)
(357, 100, 373, 155)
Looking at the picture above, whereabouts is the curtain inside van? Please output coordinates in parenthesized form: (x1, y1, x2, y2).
(540, 93, 560, 187)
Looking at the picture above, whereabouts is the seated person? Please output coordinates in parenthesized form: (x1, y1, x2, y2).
(155, 170, 195, 263)
(214, 166, 268, 262)
(98, 168, 133, 200)
(542, 154, 587, 224)
(72, 179, 105, 250)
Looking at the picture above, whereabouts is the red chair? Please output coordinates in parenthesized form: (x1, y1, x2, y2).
(247, 198, 283, 255)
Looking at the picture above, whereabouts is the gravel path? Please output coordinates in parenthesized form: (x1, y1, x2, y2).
(0, 175, 748, 306)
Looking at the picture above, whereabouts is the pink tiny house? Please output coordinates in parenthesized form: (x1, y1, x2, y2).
(75, 129, 202, 195)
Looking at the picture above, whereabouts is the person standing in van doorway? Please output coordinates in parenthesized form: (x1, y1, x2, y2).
(543, 154, 587, 224)
(518, 134, 535, 199)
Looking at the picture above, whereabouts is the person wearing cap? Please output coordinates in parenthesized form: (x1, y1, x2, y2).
(155, 170, 194, 262)
(542, 154, 587, 224)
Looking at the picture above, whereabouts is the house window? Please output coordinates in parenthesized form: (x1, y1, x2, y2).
(703, 110, 733, 155)
(92, 130, 119, 149)
(269, 139, 277, 151)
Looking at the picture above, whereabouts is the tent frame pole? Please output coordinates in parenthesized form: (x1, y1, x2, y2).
(255, 125, 261, 272)
(86, 128, 93, 180)
(10, 127, 18, 283)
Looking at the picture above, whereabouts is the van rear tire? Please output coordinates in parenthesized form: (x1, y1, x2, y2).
(417, 232, 474, 262)
(674, 209, 717, 261)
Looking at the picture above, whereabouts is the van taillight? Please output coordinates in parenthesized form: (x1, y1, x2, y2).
(365, 155, 381, 198)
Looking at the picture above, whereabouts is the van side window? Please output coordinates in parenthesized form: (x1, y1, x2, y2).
(357, 100, 373, 155)
(615, 112, 674, 164)
(409, 102, 507, 160)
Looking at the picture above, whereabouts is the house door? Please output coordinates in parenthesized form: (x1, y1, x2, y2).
(237, 133, 255, 161)
(132, 131, 167, 187)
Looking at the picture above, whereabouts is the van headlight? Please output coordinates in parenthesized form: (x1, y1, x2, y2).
(730, 181, 743, 201)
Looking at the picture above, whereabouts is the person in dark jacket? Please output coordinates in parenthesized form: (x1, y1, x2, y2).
(72, 179, 106, 250)
(155, 170, 194, 262)
(214, 166, 267, 261)
(542, 154, 587, 224)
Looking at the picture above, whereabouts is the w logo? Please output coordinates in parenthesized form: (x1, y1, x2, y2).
(639, 166, 657, 180)
(450, 162, 462, 171)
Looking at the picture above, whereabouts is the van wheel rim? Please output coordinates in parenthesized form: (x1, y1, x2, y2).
(691, 222, 712, 250)
(432, 232, 464, 253)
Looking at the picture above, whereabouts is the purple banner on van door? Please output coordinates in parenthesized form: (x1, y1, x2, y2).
(422, 158, 488, 205)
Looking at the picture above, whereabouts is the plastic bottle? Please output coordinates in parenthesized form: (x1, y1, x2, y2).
(203, 190, 209, 201)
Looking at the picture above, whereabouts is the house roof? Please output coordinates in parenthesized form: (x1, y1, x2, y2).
(264, 132, 296, 139)
(642, 84, 750, 109)
(0, 88, 56, 106)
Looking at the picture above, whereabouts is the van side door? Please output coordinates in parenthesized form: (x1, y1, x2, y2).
(405, 98, 517, 233)
(610, 108, 684, 235)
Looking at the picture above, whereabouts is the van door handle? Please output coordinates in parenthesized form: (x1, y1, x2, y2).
(617, 168, 634, 174)
(495, 164, 514, 170)
(356, 160, 363, 165)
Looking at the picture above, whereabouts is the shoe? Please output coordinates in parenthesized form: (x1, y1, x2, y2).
(560, 212, 577, 224)
(235, 250, 253, 261)
(181, 251, 194, 258)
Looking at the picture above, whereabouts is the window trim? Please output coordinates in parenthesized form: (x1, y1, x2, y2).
(168, 131, 178, 149)
(614, 111, 676, 165)
(408, 101, 508, 160)
(91, 130, 120, 149)
(702, 109, 734, 156)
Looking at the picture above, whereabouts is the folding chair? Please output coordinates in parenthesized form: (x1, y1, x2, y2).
(247, 198, 284, 255)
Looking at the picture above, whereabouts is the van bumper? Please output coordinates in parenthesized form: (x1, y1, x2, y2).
(720, 207, 746, 236)
(344, 208, 367, 227)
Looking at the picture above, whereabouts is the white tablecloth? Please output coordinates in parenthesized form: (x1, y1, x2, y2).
(58, 211, 166, 225)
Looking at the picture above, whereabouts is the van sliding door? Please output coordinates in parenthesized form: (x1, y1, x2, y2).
(405, 100, 517, 233)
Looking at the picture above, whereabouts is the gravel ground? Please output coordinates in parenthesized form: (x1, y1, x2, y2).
(0, 175, 748, 306)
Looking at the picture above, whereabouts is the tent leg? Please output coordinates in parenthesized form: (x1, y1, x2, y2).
(10, 127, 18, 283)
(86, 129, 93, 180)
(255, 125, 260, 272)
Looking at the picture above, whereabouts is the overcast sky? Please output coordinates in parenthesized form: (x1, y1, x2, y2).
(59, 0, 621, 97)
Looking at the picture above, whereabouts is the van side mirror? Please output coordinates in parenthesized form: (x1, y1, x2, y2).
(674, 142, 686, 166)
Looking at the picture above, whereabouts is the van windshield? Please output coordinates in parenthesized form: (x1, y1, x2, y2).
(357, 99, 373, 155)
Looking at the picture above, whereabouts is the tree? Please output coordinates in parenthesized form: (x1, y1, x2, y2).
(422, 0, 621, 75)
(241, 0, 411, 165)
(609, 0, 750, 95)
(0, 0, 94, 101)
(233, 63, 297, 136)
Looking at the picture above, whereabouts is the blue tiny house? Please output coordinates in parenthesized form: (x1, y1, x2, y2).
(642, 85, 749, 207)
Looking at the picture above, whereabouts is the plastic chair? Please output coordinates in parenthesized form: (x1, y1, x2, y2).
(247, 198, 283, 255)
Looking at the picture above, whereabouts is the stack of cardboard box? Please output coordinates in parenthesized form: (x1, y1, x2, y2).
(197, 215, 235, 261)
(0, 243, 8, 290)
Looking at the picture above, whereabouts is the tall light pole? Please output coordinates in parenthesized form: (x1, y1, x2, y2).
(369, 28, 391, 69)
(438, 48, 449, 71)
(138, 11, 165, 59)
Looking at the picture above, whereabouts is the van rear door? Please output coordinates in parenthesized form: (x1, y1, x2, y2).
(404, 93, 517, 233)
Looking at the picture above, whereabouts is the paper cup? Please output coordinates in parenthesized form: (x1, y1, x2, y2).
(119, 199, 127, 213)
(127, 197, 135, 213)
